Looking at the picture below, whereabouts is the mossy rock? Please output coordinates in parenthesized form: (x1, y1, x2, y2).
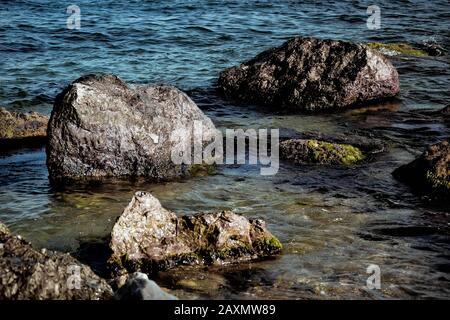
(109, 192, 283, 274)
(0, 107, 48, 139)
(393, 140, 449, 200)
(187, 163, 216, 177)
(367, 42, 427, 57)
(280, 139, 365, 165)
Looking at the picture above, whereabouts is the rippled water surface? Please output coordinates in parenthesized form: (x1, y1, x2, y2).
(1, 0, 450, 299)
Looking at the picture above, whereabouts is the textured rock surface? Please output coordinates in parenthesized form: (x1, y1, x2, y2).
(0, 221, 113, 300)
(0, 107, 48, 140)
(47, 74, 217, 180)
(219, 37, 400, 111)
(393, 141, 450, 198)
(109, 192, 282, 274)
(280, 139, 365, 165)
(114, 272, 177, 300)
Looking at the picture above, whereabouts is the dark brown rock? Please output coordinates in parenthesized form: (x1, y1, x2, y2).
(218, 37, 400, 111)
(393, 141, 450, 198)
(0, 221, 113, 300)
(47, 74, 217, 180)
(108, 192, 282, 274)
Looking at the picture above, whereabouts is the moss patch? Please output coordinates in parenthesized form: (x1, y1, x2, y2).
(426, 171, 450, 190)
(367, 42, 427, 57)
(306, 140, 365, 165)
(187, 163, 216, 177)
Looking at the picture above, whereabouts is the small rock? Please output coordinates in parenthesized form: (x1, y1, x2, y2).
(280, 139, 365, 165)
(0, 107, 48, 149)
(0, 222, 9, 236)
(219, 37, 399, 111)
(393, 140, 450, 199)
(0, 221, 113, 300)
(108, 192, 282, 274)
(114, 272, 177, 300)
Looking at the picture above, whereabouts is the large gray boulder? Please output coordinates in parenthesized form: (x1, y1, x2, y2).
(108, 192, 282, 274)
(0, 221, 113, 300)
(47, 74, 217, 180)
(219, 37, 400, 111)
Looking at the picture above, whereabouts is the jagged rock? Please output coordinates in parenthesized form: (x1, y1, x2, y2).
(108, 192, 282, 274)
(280, 139, 365, 165)
(47, 74, 217, 180)
(114, 272, 177, 300)
(393, 141, 450, 198)
(0, 107, 48, 148)
(219, 37, 399, 111)
(0, 221, 113, 300)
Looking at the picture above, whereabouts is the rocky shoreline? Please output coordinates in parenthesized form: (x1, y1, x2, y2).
(0, 192, 281, 300)
(0, 36, 448, 299)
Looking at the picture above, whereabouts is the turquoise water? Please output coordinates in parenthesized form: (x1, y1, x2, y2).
(0, 0, 450, 299)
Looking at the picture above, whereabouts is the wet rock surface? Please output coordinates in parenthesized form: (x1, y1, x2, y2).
(47, 74, 217, 181)
(393, 140, 450, 199)
(0, 107, 48, 149)
(0, 221, 113, 300)
(108, 192, 282, 274)
(219, 37, 399, 111)
(114, 272, 177, 300)
(280, 139, 365, 165)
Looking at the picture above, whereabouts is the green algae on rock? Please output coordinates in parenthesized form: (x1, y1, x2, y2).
(367, 42, 427, 57)
(393, 140, 450, 199)
(280, 139, 365, 165)
(108, 192, 282, 275)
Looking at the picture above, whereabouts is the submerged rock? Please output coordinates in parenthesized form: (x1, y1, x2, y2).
(218, 37, 399, 111)
(114, 272, 177, 300)
(416, 41, 447, 57)
(280, 139, 365, 165)
(368, 41, 447, 57)
(0, 107, 48, 148)
(108, 192, 282, 274)
(393, 141, 450, 198)
(47, 74, 217, 180)
(0, 221, 113, 300)
(367, 42, 427, 57)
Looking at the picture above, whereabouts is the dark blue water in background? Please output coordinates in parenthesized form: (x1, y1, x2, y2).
(1, 0, 450, 299)
(1, 0, 449, 113)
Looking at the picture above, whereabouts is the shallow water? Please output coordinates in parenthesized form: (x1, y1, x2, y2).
(1, 0, 450, 299)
